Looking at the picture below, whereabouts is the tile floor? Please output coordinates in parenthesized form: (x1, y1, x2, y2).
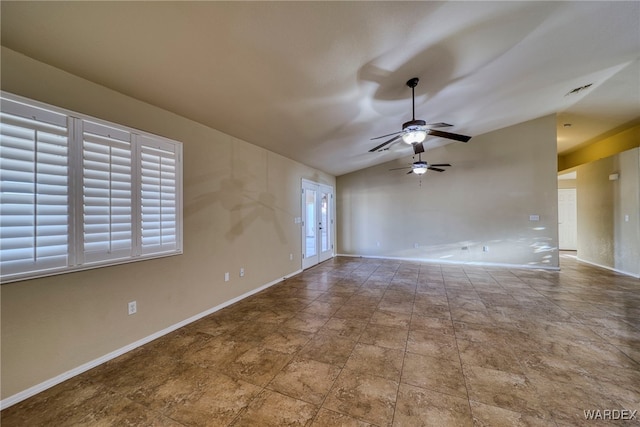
(2, 253, 639, 426)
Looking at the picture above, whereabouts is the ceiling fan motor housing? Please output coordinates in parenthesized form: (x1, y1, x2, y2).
(402, 119, 426, 131)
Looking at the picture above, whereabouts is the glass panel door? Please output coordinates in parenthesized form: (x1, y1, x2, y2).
(305, 188, 317, 259)
(320, 192, 328, 252)
(302, 180, 333, 269)
(318, 186, 333, 263)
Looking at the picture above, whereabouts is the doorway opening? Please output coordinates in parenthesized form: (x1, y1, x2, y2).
(558, 171, 577, 251)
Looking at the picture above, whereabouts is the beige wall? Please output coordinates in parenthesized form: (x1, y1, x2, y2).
(337, 115, 559, 269)
(577, 158, 615, 266)
(0, 47, 335, 400)
(576, 148, 640, 276)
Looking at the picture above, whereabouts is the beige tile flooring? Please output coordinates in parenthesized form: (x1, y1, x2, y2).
(2, 253, 639, 426)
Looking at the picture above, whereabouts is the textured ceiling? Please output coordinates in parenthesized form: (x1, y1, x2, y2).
(2, 1, 639, 176)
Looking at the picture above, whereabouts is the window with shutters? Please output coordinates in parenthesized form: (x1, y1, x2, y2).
(0, 92, 183, 283)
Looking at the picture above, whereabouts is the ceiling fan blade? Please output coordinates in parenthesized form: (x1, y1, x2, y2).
(429, 163, 451, 167)
(369, 135, 402, 152)
(425, 122, 453, 128)
(406, 170, 414, 175)
(389, 167, 411, 171)
(412, 142, 424, 154)
(428, 167, 446, 172)
(427, 129, 471, 142)
(370, 130, 403, 141)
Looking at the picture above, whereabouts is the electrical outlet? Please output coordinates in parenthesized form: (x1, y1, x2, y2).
(128, 301, 137, 315)
(483, 246, 489, 252)
(240, 268, 245, 277)
(224, 272, 230, 282)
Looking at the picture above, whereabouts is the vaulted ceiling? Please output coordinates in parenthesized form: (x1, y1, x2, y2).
(2, 1, 639, 176)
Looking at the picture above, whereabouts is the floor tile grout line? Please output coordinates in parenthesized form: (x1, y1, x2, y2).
(442, 266, 478, 425)
(389, 267, 418, 427)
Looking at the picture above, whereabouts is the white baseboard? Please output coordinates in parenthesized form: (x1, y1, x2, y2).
(336, 253, 560, 271)
(0, 269, 302, 410)
(575, 257, 640, 278)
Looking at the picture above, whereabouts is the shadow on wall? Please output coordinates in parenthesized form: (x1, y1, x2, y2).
(185, 175, 287, 244)
(226, 191, 286, 242)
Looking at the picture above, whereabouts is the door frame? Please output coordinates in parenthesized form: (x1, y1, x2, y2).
(301, 179, 334, 269)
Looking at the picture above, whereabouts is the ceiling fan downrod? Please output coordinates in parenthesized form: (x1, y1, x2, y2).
(406, 77, 419, 121)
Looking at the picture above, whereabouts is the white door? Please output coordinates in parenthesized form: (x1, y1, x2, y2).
(302, 180, 333, 269)
(558, 188, 577, 250)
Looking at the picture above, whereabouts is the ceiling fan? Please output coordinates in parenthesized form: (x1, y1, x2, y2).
(368, 77, 471, 154)
(389, 153, 451, 175)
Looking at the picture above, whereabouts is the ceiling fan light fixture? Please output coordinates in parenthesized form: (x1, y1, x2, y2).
(402, 130, 427, 144)
(413, 166, 428, 175)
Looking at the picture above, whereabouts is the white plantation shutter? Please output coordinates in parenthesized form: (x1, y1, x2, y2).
(0, 99, 69, 277)
(82, 121, 133, 263)
(139, 136, 179, 254)
(0, 93, 182, 283)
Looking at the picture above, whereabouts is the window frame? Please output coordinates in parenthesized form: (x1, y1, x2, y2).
(1, 92, 183, 284)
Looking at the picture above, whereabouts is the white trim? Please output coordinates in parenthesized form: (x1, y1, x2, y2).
(336, 253, 561, 271)
(0, 268, 302, 410)
(575, 257, 640, 279)
(0, 251, 183, 285)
